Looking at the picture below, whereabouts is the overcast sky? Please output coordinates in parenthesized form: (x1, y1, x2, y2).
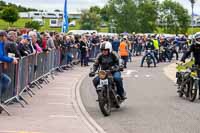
(3, 0, 200, 14)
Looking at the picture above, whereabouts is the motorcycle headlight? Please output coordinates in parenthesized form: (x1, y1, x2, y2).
(98, 70, 107, 79)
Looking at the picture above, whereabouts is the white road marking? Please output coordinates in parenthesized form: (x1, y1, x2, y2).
(122, 72, 152, 79)
(134, 75, 139, 78)
(124, 69, 138, 73)
(145, 75, 151, 78)
(122, 69, 138, 78)
(0, 131, 41, 133)
(47, 94, 71, 97)
(48, 103, 72, 106)
(126, 70, 134, 75)
(48, 88, 72, 90)
(49, 115, 78, 118)
(122, 75, 131, 78)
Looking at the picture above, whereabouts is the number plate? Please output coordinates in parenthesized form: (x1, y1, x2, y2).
(100, 79, 108, 86)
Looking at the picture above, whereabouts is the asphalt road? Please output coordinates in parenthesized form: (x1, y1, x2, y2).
(80, 56, 200, 133)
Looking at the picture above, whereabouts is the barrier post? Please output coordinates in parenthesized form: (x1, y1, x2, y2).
(0, 63, 11, 115)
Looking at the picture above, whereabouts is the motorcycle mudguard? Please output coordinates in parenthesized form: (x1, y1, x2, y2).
(96, 86, 104, 91)
(96, 85, 107, 92)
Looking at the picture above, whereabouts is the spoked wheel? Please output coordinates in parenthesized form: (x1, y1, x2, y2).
(146, 58, 150, 68)
(177, 86, 184, 97)
(115, 95, 121, 109)
(178, 81, 190, 98)
(189, 79, 198, 102)
(98, 91, 111, 116)
(147, 63, 150, 68)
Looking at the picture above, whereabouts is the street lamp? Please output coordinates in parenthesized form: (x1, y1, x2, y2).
(189, 0, 195, 34)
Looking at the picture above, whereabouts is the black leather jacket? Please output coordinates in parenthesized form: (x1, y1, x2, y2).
(181, 43, 200, 65)
(145, 40, 155, 51)
(93, 51, 119, 72)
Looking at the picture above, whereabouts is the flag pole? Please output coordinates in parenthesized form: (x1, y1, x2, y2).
(61, 0, 68, 33)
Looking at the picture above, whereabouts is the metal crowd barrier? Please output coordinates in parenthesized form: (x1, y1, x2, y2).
(0, 47, 97, 115)
(0, 49, 71, 108)
(0, 63, 16, 102)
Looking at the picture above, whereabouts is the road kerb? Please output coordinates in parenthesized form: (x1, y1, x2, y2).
(72, 70, 107, 133)
(163, 63, 177, 83)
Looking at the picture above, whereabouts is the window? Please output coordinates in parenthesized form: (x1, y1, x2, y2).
(48, 13, 56, 16)
(34, 13, 40, 16)
(51, 20, 57, 24)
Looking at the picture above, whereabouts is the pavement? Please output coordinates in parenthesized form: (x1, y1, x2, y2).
(80, 57, 200, 133)
(0, 66, 96, 133)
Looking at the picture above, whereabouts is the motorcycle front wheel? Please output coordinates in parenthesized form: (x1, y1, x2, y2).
(98, 90, 111, 116)
(177, 86, 184, 97)
(189, 79, 198, 102)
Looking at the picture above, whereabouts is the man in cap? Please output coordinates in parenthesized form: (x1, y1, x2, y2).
(5, 31, 21, 58)
(18, 34, 32, 56)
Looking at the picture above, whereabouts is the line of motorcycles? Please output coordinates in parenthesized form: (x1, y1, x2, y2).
(143, 45, 179, 68)
(159, 45, 179, 62)
(176, 60, 200, 102)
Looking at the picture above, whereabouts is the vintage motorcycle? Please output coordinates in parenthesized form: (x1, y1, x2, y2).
(90, 66, 124, 116)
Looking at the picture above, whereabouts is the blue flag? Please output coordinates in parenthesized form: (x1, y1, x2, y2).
(62, 0, 68, 33)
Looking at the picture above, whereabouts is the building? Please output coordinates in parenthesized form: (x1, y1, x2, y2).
(19, 11, 81, 19)
(191, 14, 200, 27)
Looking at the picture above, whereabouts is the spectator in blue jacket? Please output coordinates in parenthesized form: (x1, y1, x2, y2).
(0, 31, 18, 104)
(112, 36, 120, 53)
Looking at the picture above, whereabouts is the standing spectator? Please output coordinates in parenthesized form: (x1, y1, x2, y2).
(91, 33, 100, 58)
(112, 36, 120, 53)
(0, 31, 18, 111)
(60, 35, 66, 66)
(47, 32, 55, 50)
(137, 36, 143, 56)
(119, 36, 129, 68)
(64, 36, 73, 68)
(74, 35, 81, 61)
(17, 35, 32, 57)
(5, 31, 21, 58)
(80, 36, 88, 66)
(29, 31, 42, 53)
(42, 33, 48, 51)
(54, 34, 61, 49)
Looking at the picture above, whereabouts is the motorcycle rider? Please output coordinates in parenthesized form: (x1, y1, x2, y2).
(181, 32, 200, 98)
(140, 37, 156, 67)
(159, 37, 171, 62)
(152, 35, 159, 63)
(89, 39, 126, 100)
(170, 37, 179, 60)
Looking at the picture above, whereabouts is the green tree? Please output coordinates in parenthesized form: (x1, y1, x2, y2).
(1, 6, 19, 26)
(100, 5, 110, 22)
(106, 0, 159, 33)
(137, 0, 159, 33)
(89, 6, 101, 14)
(107, 0, 139, 33)
(0, 1, 6, 11)
(159, 0, 190, 34)
(80, 10, 101, 30)
(25, 21, 41, 30)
